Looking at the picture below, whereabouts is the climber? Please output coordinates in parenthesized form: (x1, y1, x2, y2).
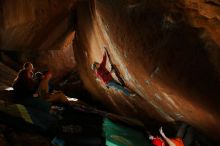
(148, 124, 194, 146)
(91, 49, 135, 97)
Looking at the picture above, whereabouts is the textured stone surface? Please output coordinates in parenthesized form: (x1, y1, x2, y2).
(0, 0, 77, 79)
(0, 62, 17, 90)
(32, 32, 76, 80)
(75, 0, 220, 142)
(0, 0, 76, 51)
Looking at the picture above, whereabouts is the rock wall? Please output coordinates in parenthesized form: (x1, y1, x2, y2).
(75, 0, 220, 142)
(0, 0, 76, 51)
(0, 62, 16, 90)
(32, 32, 76, 80)
(0, 0, 77, 79)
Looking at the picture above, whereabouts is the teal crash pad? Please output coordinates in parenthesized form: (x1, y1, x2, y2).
(103, 118, 152, 146)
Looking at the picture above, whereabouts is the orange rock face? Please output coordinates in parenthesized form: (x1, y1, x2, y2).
(0, 0, 77, 78)
(75, 0, 220, 142)
(0, 0, 76, 51)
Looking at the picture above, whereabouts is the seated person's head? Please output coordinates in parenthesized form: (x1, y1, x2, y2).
(23, 62, 34, 72)
(91, 62, 100, 71)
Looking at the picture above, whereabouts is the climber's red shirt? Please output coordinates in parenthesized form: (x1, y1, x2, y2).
(151, 137, 164, 146)
(96, 53, 113, 84)
(151, 137, 184, 146)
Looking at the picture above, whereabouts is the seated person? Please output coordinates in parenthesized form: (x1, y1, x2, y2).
(38, 71, 69, 104)
(12, 62, 35, 99)
(12, 63, 51, 112)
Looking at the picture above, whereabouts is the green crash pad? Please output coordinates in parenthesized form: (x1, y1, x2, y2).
(103, 118, 152, 146)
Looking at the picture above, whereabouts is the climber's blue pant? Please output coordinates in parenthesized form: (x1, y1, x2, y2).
(106, 80, 131, 96)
